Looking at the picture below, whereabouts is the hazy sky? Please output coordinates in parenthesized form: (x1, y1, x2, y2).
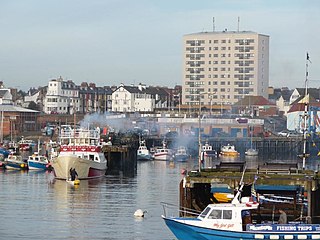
(0, 0, 319, 91)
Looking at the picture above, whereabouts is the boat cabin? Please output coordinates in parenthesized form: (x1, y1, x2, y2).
(197, 203, 259, 231)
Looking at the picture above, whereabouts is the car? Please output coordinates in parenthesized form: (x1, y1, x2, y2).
(277, 130, 289, 137)
(287, 130, 302, 138)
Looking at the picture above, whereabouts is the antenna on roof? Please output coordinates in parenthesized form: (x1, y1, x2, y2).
(213, 17, 215, 32)
(237, 16, 240, 32)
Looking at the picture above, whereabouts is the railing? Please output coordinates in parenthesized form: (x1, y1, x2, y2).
(160, 202, 201, 218)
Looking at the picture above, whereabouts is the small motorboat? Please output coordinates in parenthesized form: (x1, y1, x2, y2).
(66, 179, 80, 186)
(4, 154, 28, 170)
(174, 146, 189, 162)
(245, 148, 259, 156)
(137, 138, 152, 161)
(220, 144, 239, 156)
(201, 142, 218, 158)
(27, 152, 50, 170)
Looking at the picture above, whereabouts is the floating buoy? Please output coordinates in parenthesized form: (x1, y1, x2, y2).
(134, 209, 147, 217)
(74, 179, 80, 185)
(181, 168, 187, 175)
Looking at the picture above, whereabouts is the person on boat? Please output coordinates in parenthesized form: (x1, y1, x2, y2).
(70, 168, 78, 181)
(278, 209, 287, 224)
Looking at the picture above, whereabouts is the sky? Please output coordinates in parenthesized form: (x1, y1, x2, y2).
(0, 0, 319, 91)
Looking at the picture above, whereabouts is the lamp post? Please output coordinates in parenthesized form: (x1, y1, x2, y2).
(198, 94, 202, 172)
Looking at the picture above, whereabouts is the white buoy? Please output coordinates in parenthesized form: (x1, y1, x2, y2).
(134, 209, 147, 217)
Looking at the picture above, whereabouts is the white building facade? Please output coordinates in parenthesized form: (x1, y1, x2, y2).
(112, 84, 155, 112)
(182, 30, 269, 106)
(44, 77, 80, 114)
(0, 89, 13, 105)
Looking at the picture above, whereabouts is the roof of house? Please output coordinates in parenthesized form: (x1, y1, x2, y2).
(116, 85, 169, 96)
(233, 96, 275, 107)
(0, 104, 39, 113)
(295, 88, 320, 100)
(0, 89, 9, 98)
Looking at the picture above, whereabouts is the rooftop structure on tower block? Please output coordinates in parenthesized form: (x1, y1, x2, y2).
(182, 30, 269, 107)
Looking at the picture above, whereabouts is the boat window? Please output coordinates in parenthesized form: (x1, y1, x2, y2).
(223, 210, 232, 219)
(199, 207, 211, 218)
(208, 209, 222, 219)
(89, 155, 94, 161)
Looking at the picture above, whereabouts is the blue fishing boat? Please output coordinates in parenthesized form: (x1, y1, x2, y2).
(162, 184, 320, 240)
(27, 153, 50, 170)
(4, 154, 28, 170)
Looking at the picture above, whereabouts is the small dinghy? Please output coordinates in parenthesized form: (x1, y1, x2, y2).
(66, 179, 80, 186)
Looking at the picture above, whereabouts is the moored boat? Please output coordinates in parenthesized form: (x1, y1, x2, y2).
(66, 179, 80, 186)
(27, 153, 50, 170)
(174, 146, 189, 162)
(51, 125, 107, 180)
(137, 139, 152, 161)
(18, 138, 36, 151)
(220, 144, 239, 156)
(153, 140, 173, 161)
(162, 182, 320, 240)
(202, 142, 218, 158)
(4, 154, 28, 170)
(245, 148, 259, 156)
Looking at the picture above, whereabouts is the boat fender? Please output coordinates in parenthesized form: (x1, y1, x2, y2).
(246, 202, 258, 207)
(20, 163, 25, 168)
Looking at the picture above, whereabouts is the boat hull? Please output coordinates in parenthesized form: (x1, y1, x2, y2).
(245, 149, 258, 156)
(153, 153, 172, 161)
(27, 161, 47, 170)
(5, 161, 28, 170)
(163, 217, 320, 240)
(174, 154, 189, 162)
(220, 151, 239, 157)
(51, 155, 107, 180)
(137, 153, 153, 161)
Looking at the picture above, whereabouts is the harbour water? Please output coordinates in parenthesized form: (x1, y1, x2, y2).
(0, 159, 197, 240)
(0, 155, 318, 240)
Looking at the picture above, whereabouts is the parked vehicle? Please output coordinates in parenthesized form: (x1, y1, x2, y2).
(277, 130, 289, 137)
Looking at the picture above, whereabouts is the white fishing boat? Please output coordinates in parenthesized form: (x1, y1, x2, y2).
(174, 146, 189, 162)
(245, 148, 259, 156)
(220, 144, 239, 156)
(201, 142, 218, 158)
(137, 138, 152, 161)
(153, 140, 173, 161)
(245, 129, 258, 156)
(51, 125, 107, 180)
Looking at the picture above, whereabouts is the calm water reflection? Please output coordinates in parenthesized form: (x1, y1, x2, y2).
(0, 155, 317, 239)
(0, 160, 194, 240)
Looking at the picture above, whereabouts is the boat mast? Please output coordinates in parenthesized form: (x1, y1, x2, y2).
(302, 53, 310, 170)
